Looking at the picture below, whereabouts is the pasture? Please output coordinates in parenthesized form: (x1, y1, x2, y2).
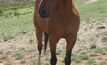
(0, 0, 107, 65)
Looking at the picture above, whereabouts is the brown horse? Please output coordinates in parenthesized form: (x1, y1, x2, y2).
(33, 0, 80, 65)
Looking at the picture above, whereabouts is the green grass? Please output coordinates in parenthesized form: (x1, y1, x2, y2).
(0, 7, 34, 18)
(79, 52, 89, 60)
(86, 59, 97, 65)
(15, 52, 24, 60)
(71, 54, 81, 63)
(0, 13, 34, 41)
(77, 0, 107, 20)
(90, 44, 97, 49)
(94, 47, 104, 54)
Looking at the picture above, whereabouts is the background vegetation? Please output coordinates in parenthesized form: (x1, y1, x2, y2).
(0, 0, 34, 19)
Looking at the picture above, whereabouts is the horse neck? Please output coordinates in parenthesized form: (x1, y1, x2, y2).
(50, 0, 79, 17)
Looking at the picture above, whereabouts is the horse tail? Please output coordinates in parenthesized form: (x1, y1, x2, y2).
(44, 32, 49, 54)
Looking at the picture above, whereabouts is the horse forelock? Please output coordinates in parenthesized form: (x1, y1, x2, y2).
(38, 0, 50, 18)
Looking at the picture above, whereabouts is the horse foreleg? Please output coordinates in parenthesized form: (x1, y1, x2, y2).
(49, 35, 60, 65)
(36, 28, 43, 65)
(65, 34, 77, 65)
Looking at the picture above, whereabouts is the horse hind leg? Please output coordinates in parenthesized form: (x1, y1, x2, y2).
(65, 34, 77, 65)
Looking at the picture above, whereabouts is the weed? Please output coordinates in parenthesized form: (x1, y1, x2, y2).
(79, 53, 89, 60)
(94, 47, 104, 54)
(71, 54, 81, 63)
(103, 47, 107, 51)
(3, 36, 14, 41)
(89, 53, 99, 57)
(56, 48, 62, 55)
(71, 54, 77, 61)
(74, 59, 81, 63)
(86, 59, 97, 65)
(15, 52, 24, 60)
(29, 39, 34, 44)
(90, 44, 96, 49)
(25, 48, 34, 53)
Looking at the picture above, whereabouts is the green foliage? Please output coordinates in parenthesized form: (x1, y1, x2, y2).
(94, 47, 104, 54)
(86, 59, 97, 65)
(71, 54, 81, 63)
(0, 7, 34, 18)
(0, 0, 34, 18)
(79, 52, 89, 60)
(15, 52, 24, 60)
(90, 44, 96, 49)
